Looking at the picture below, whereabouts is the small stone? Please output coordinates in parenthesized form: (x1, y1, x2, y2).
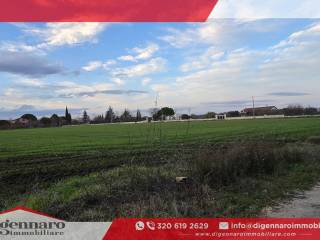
(176, 177, 189, 183)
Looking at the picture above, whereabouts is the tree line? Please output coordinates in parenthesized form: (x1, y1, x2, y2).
(0, 104, 319, 130)
(89, 107, 143, 124)
(179, 105, 320, 119)
(0, 106, 176, 130)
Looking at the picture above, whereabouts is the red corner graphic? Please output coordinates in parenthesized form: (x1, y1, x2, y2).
(0, 206, 63, 221)
(0, 0, 218, 22)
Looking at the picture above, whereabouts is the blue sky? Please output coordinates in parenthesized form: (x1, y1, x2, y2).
(0, 19, 319, 119)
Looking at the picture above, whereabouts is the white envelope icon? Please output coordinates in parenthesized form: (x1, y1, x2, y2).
(219, 222, 229, 230)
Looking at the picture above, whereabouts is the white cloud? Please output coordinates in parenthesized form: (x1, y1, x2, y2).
(141, 78, 151, 86)
(0, 42, 39, 53)
(273, 22, 320, 49)
(82, 60, 116, 72)
(55, 82, 115, 97)
(112, 78, 125, 86)
(210, 0, 320, 18)
(16, 78, 44, 87)
(33, 23, 108, 48)
(161, 20, 285, 48)
(133, 43, 159, 60)
(1, 78, 151, 118)
(2, 20, 320, 116)
(118, 55, 136, 62)
(118, 43, 159, 62)
(180, 47, 225, 72)
(112, 57, 166, 78)
(5, 23, 109, 52)
(153, 22, 320, 112)
(151, 84, 171, 93)
(160, 27, 199, 48)
(82, 61, 104, 72)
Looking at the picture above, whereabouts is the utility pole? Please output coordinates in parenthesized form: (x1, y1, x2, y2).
(153, 92, 159, 121)
(155, 93, 158, 108)
(252, 96, 255, 118)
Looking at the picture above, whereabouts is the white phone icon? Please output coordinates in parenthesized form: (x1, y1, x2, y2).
(146, 221, 155, 230)
(135, 221, 145, 231)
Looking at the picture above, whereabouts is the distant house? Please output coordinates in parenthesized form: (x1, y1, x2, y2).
(216, 114, 227, 120)
(165, 116, 175, 121)
(14, 118, 32, 127)
(241, 106, 278, 116)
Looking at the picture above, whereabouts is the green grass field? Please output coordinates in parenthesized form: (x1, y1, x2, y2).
(1, 117, 320, 220)
(1, 118, 320, 159)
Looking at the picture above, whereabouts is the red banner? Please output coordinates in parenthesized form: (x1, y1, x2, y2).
(3, 207, 320, 239)
(104, 218, 320, 240)
(0, 0, 218, 22)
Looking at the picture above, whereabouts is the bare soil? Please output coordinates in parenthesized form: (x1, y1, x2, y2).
(263, 184, 320, 217)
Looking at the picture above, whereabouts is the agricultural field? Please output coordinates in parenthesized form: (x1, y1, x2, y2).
(2, 117, 320, 159)
(1, 117, 320, 220)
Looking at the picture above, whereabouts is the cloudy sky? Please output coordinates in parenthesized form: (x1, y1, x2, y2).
(0, 19, 319, 119)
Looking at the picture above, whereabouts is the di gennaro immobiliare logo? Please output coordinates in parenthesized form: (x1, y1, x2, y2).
(0, 207, 66, 239)
(0, 219, 65, 237)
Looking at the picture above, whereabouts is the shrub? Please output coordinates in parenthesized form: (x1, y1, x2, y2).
(191, 142, 307, 186)
(40, 117, 52, 127)
(21, 114, 37, 121)
(0, 120, 10, 129)
(306, 136, 320, 145)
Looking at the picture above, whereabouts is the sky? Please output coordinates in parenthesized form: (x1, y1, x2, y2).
(0, 19, 320, 119)
(211, 0, 320, 18)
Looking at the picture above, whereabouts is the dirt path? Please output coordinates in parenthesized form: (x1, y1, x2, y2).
(263, 184, 320, 217)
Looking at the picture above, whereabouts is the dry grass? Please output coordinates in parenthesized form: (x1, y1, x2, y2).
(17, 141, 320, 221)
(306, 136, 320, 144)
